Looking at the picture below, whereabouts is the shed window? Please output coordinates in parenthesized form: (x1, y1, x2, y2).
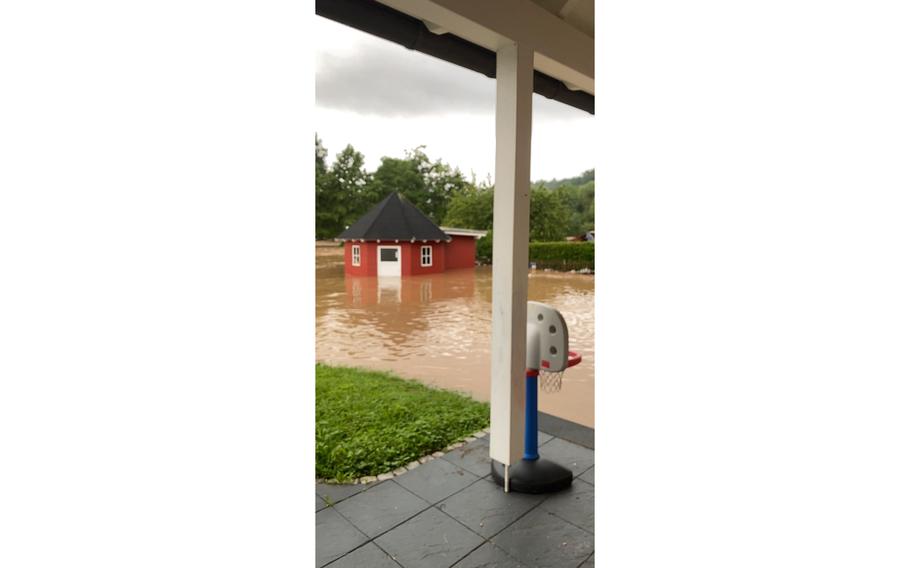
(351, 245, 361, 266)
(420, 245, 432, 267)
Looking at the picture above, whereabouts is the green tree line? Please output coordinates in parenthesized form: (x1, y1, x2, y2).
(316, 134, 594, 241)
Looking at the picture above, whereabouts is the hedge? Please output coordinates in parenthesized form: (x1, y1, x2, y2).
(530, 241, 594, 262)
(530, 241, 594, 271)
(476, 235, 594, 272)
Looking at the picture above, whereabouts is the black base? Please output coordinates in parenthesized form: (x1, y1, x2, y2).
(490, 458, 573, 494)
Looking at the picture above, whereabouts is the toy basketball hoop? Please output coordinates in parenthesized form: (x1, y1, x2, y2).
(540, 350, 582, 393)
(491, 302, 583, 494)
(526, 301, 579, 386)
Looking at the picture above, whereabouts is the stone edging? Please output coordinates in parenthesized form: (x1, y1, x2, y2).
(317, 427, 490, 486)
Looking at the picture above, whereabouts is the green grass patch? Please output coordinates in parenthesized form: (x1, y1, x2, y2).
(315, 363, 490, 482)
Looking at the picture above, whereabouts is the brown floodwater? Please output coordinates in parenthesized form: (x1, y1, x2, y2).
(315, 245, 595, 427)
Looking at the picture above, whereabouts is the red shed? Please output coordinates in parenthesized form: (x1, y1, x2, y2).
(336, 193, 486, 278)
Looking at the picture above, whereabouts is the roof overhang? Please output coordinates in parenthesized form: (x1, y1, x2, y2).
(440, 227, 489, 239)
(377, 0, 594, 95)
(315, 0, 594, 114)
(335, 237, 452, 243)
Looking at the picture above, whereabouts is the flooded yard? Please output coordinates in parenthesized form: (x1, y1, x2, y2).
(315, 244, 595, 427)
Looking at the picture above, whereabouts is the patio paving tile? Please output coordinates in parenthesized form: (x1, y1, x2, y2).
(441, 438, 492, 478)
(316, 491, 328, 512)
(334, 480, 430, 538)
(537, 430, 555, 445)
(375, 507, 484, 568)
(325, 542, 401, 568)
(394, 456, 479, 504)
(451, 542, 528, 567)
(492, 507, 593, 568)
(316, 482, 367, 506)
(315, 507, 368, 567)
(439, 478, 545, 538)
(539, 479, 594, 534)
(536, 437, 595, 477)
(580, 552, 595, 567)
(578, 465, 594, 485)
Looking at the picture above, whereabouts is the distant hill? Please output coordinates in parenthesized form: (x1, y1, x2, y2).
(533, 169, 595, 235)
(536, 169, 594, 190)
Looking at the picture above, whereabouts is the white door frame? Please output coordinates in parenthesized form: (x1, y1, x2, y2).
(376, 245, 402, 278)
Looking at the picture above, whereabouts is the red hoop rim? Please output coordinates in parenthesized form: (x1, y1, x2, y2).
(567, 350, 582, 368)
(529, 350, 582, 375)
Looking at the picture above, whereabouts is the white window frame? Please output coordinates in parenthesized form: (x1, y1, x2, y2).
(420, 245, 432, 267)
(351, 245, 361, 267)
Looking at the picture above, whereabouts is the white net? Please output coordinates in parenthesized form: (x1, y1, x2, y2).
(540, 370, 564, 393)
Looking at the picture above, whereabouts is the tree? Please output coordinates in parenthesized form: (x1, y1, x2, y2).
(315, 134, 342, 239)
(442, 185, 494, 230)
(554, 180, 595, 235)
(368, 147, 468, 224)
(443, 183, 570, 241)
(314, 134, 590, 243)
(369, 155, 424, 213)
(411, 147, 469, 223)
(315, 134, 328, 177)
(331, 144, 373, 226)
(315, 141, 371, 239)
(539, 168, 595, 190)
(529, 185, 571, 241)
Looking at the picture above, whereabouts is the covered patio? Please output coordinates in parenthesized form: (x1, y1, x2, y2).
(315, 0, 595, 565)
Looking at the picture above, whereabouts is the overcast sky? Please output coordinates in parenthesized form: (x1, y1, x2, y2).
(314, 16, 595, 183)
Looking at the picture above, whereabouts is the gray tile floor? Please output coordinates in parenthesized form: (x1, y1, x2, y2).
(316, 432, 594, 568)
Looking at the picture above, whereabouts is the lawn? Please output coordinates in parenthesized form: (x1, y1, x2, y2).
(315, 363, 490, 482)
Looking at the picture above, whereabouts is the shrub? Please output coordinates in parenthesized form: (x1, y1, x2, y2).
(476, 231, 493, 263)
(475, 237, 593, 271)
(529, 241, 594, 271)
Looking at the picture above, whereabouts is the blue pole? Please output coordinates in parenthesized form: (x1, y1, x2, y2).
(523, 371, 539, 460)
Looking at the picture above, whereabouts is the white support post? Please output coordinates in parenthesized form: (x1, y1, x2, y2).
(489, 41, 534, 470)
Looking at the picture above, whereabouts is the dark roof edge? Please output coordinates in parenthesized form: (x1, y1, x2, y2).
(315, 0, 594, 115)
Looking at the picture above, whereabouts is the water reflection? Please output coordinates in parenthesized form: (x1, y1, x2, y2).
(315, 245, 594, 427)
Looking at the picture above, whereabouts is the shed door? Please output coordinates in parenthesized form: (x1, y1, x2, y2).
(377, 246, 401, 277)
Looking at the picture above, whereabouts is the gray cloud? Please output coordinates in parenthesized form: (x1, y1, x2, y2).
(316, 41, 493, 117)
(316, 39, 589, 120)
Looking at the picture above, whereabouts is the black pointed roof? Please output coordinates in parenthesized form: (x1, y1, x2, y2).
(337, 193, 450, 242)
